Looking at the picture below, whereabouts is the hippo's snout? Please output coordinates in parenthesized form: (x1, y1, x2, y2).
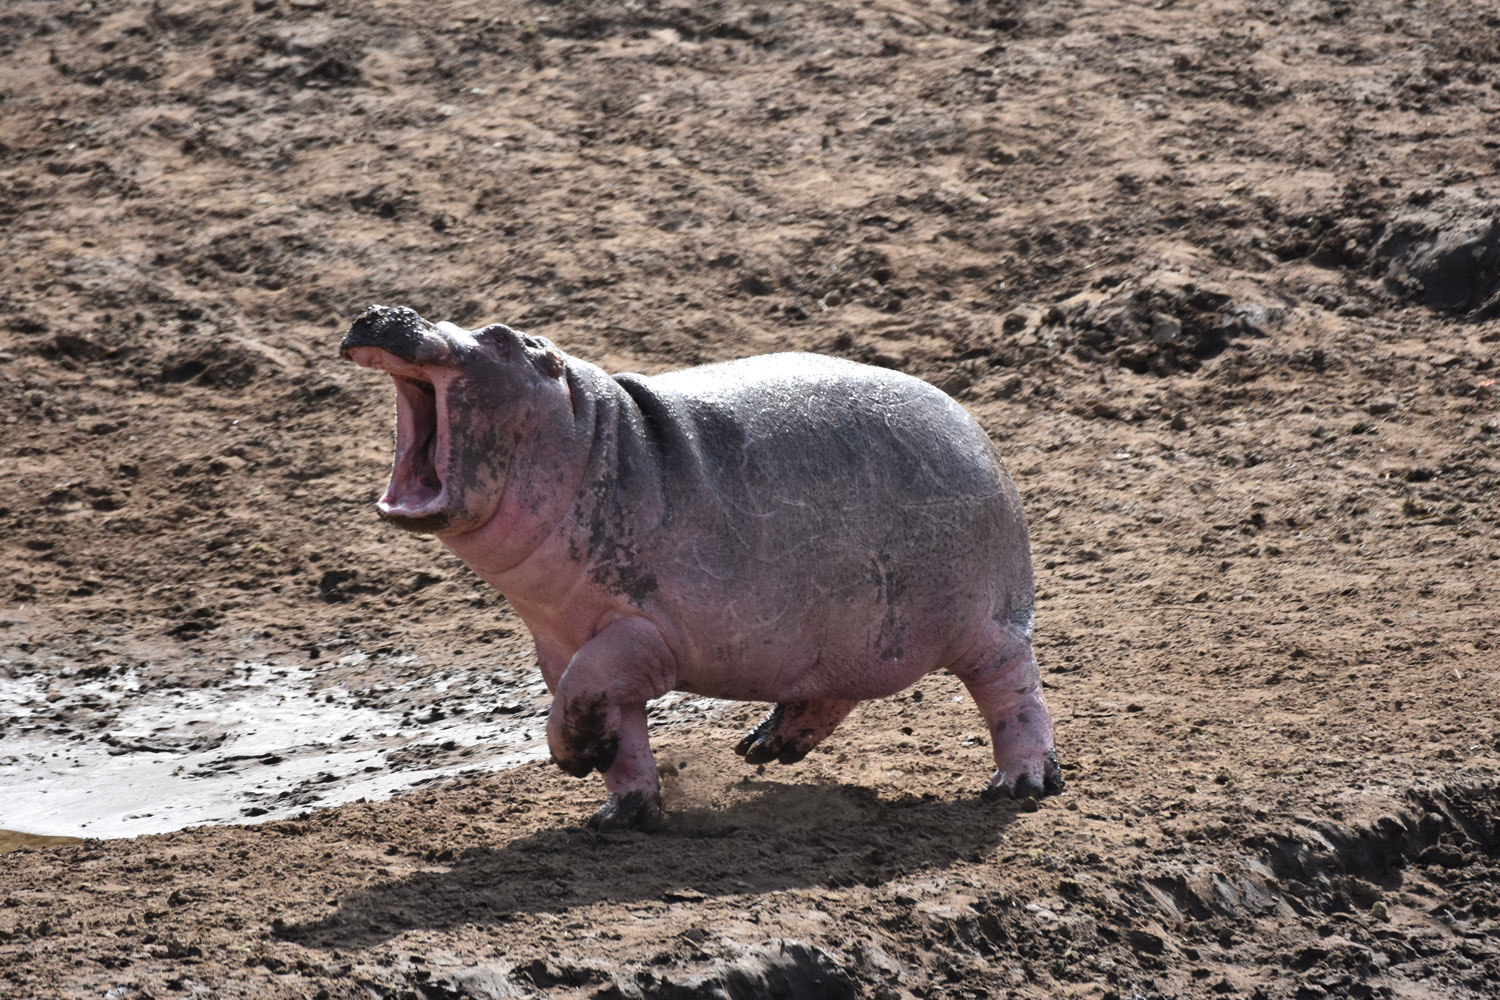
(340, 304, 441, 366)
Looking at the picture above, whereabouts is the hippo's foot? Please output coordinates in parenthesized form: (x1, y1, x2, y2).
(587, 790, 663, 833)
(979, 691, 1065, 801)
(954, 639, 1065, 802)
(735, 705, 804, 764)
(734, 699, 859, 766)
(982, 748, 1065, 801)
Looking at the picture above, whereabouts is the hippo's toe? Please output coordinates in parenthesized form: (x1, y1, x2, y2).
(982, 750, 1065, 802)
(587, 790, 663, 833)
(735, 699, 855, 766)
(735, 706, 790, 764)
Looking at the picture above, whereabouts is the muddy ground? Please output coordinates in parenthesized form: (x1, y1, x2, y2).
(3, 0, 1499, 997)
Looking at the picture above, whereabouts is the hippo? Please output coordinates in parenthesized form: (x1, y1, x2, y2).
(340, 305, 1063, 831)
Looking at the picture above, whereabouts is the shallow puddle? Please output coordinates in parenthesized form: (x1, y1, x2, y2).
(0, 647, 725, 842)
(0, 656, 555, 840)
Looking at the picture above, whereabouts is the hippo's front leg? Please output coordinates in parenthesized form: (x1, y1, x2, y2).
(546, 618, 675, 832)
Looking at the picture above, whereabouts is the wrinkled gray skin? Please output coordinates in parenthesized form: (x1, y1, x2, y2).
(341, 305, 1063, 831)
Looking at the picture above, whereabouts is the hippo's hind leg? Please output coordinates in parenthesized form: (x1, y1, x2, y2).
(547, 618, 675, 832)
(735, 699, 858, 765)
(951, 632, 1064, 800)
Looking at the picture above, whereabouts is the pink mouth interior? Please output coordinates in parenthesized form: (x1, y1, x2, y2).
(384, 373, 447, 517)
(344, 346, 449, 519)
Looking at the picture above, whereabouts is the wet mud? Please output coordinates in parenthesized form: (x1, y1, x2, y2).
(2, 0, 1499, 998)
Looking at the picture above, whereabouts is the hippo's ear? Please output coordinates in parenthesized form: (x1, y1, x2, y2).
(533, 346, 565, 378)
(518, 332, 566, 378)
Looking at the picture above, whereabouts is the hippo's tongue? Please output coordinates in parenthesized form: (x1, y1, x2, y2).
(380, 373, 446, 517)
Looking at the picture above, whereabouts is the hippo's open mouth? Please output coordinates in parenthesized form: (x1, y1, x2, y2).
(343, 345, 451, 525)
(385, 373, 448, 518)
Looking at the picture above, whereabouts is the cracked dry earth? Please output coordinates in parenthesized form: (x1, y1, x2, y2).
(2, 0, 1499, 998)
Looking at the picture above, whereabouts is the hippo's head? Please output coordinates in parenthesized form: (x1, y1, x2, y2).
(340, 305, 568, 537)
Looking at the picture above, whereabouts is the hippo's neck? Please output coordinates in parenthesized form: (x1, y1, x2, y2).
(440, 359, 670, 611)
(437, 360, 603, 590)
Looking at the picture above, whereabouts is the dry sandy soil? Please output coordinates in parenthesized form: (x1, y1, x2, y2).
(3, 0, 1500, 997)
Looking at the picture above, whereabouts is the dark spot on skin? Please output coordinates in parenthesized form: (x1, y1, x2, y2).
(1007, 604, 1036, 640)
(442, 377, 516, 503)
(580, 421, 660, 604)
(584, 549, 658, 606)
(616, 567, 659, 603)
(555, 693, 617, 777)
(1017, 712, 1030, 725)
(872, 562, 908, 661)
(994, 719, 1007, 732)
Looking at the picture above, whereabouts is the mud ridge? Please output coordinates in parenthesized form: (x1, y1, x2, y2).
(1257, 781, 1498, 890)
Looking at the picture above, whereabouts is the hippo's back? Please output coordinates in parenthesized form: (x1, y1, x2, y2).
(633, 353, 1005, 511)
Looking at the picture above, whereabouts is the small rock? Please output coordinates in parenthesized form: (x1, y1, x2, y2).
(992, 374, 1024, 399)
(1150, 314, 1183, 344)
(1126, 928, 1167, 955)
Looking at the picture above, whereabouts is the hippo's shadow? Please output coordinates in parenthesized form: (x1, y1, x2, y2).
(283, 780, 1028, 950)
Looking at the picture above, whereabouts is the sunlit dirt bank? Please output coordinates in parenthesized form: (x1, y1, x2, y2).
(2, 1, 1498, 997)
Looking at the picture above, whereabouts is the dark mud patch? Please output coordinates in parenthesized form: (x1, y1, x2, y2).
(1050, 270, 1280, 376)
(1373, 203, 1500, 319)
